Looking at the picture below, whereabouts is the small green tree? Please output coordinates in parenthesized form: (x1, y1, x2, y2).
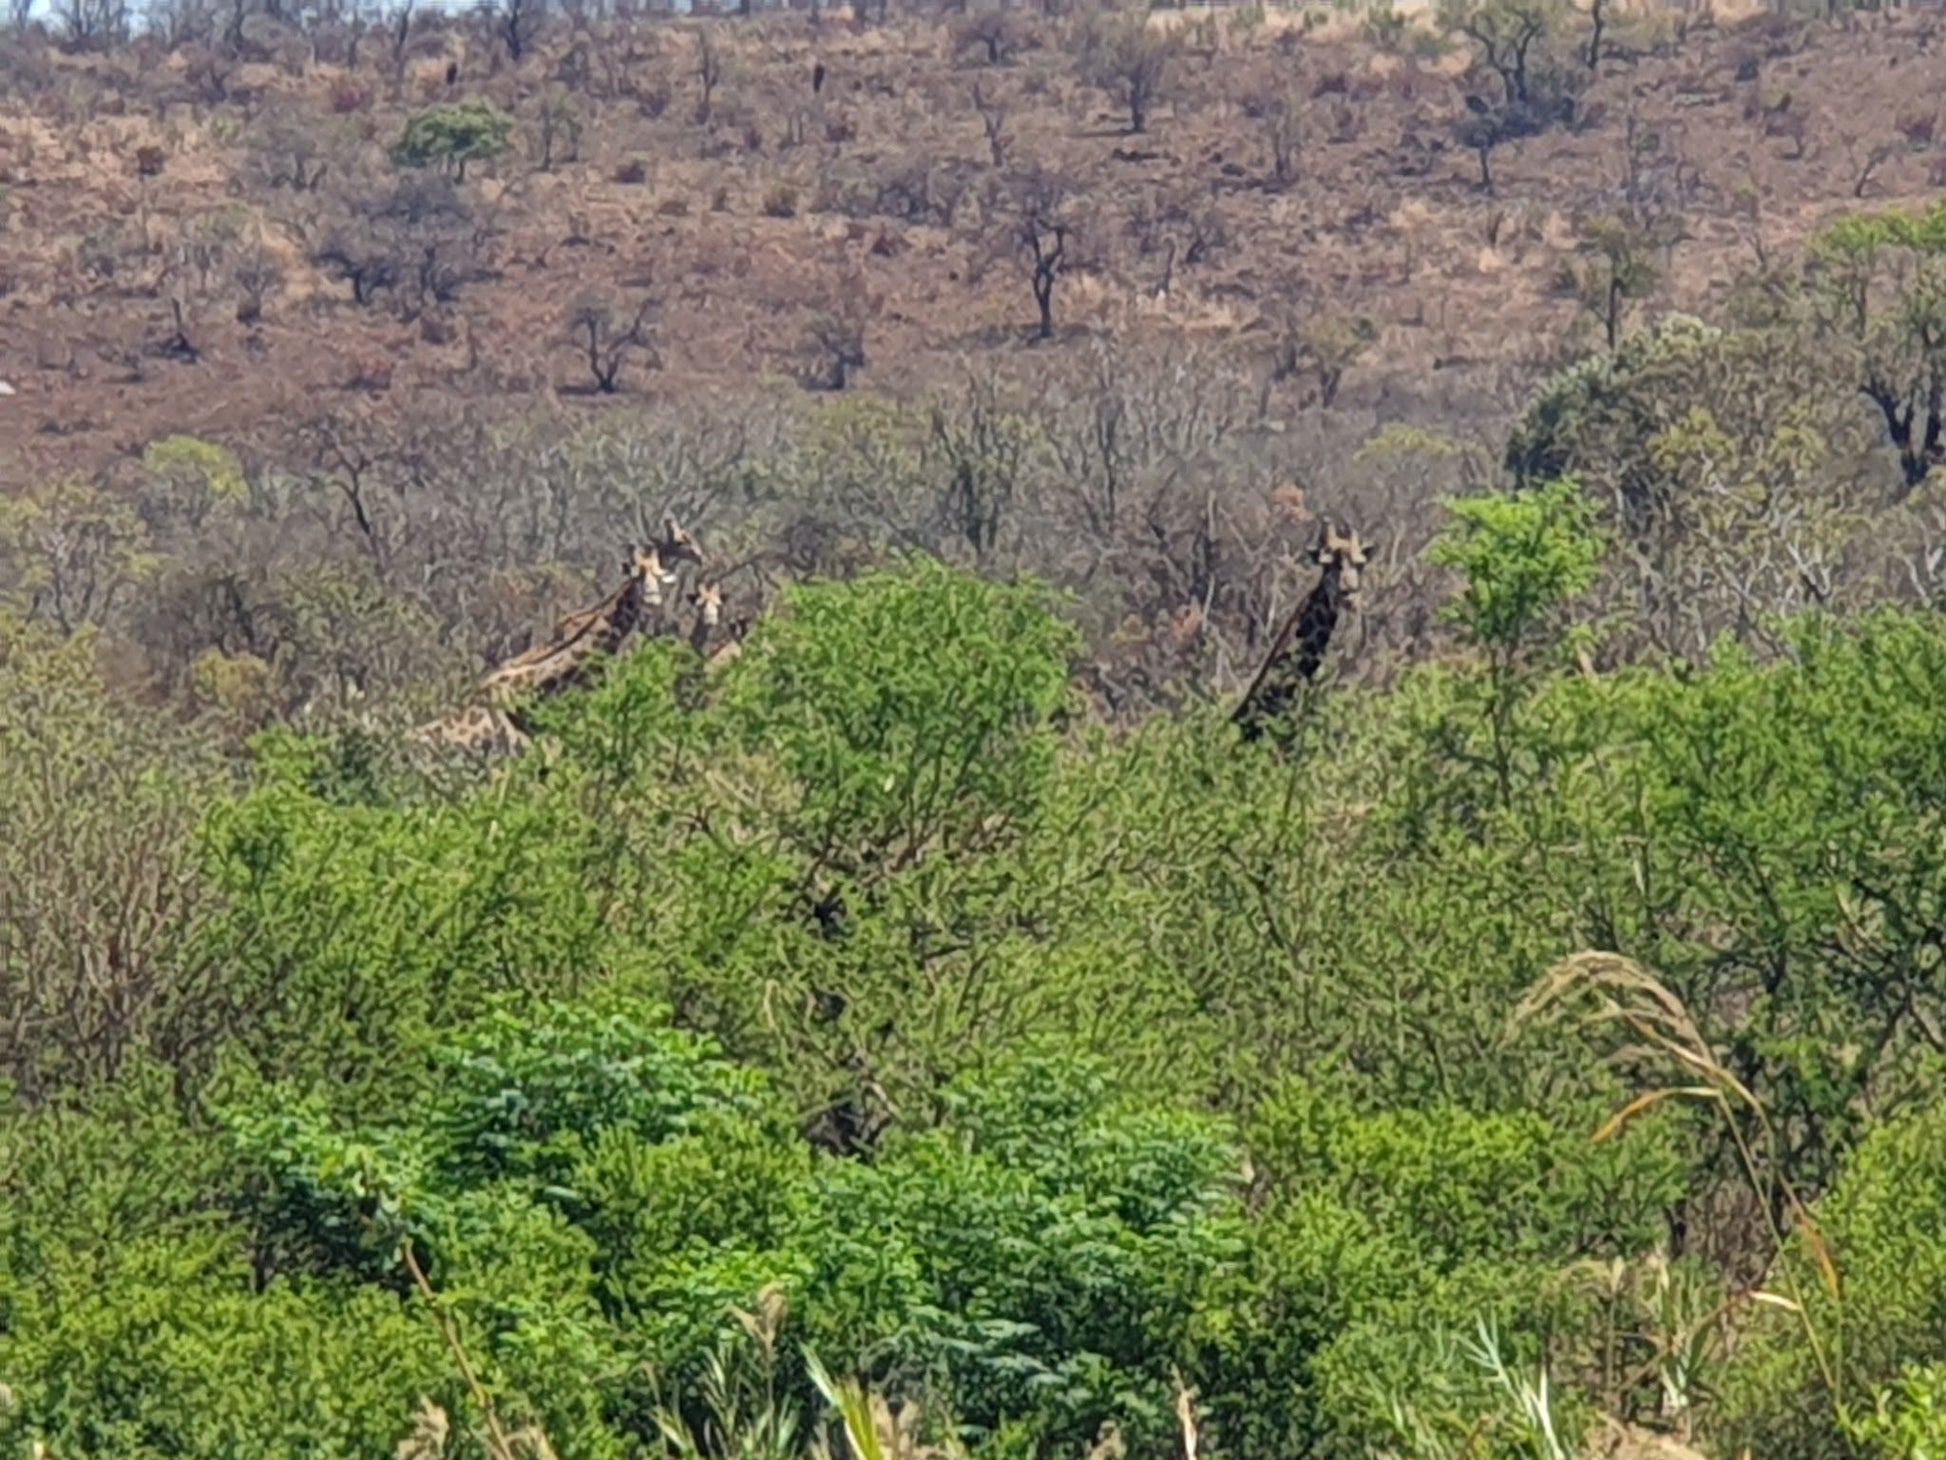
(1432, 477, 1602, 664)
(720, 558, 1077, 880)
(141, 433, 248, 531)
(1429, 478, 1603, 793)
(390, 98, 514, 182)
(1567, 214, 1666, 349)
(1810, 203, 1946, 491)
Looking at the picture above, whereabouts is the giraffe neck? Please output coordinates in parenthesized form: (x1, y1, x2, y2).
(480, 573, 646, 703)
(1230, 557, 1353, 739)
(601, 574, 647, 652)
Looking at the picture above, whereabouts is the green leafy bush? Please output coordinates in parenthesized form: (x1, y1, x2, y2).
(9, 557, 1946, 1460)
(390, 98, 514, 179)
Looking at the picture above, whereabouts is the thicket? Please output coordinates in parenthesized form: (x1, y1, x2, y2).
(8, 452, 1946, 1456)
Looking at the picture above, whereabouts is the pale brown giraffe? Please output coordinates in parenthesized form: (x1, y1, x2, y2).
(686, 580, 724, 657)
(410, 541, 678, 754)
(1232, 521, 1369, 742)
(478, 543, 676, 712)
(408, 701, 531, 757)
(537, 518, 706, 647)
(673, 579, 728, 712)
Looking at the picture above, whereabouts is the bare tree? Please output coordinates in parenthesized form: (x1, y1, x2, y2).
(232, 238, 285, 325)
(565, 293, 656, 393)
(55, 0, 129, 48)
(243, 105, 338, 192)
(999, 170, 1082, 342)
(1443, 0, 1552, 106)
(534, 89, 580, 169)
(973, 80, 1009, 167)
(1569, 214, 1668, 350)
(387, 0, 412, 71)
(806, 310, 867, 390)
(694, 27, 722, 125)
(499, 0, 536, 60)
(1851, 139, 1895, 199)
(1244, 84, 1302, 188)
(314, 174, 485, 312)
(1081, 15, 1176, 135)
(955, 8, 1022, 64)
(1456, 99, 1503, 190)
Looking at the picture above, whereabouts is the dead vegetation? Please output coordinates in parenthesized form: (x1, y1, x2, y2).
(4, 0, 1946, 493)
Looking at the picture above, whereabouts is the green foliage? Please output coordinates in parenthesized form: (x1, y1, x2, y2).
(1430, 478, 1603, 657)
(1811, 202, 1946, 489)
(1504, 316, 1871, 659)
(141, 433, 247, 524)
(10, 558, 1946, 1460)
(1847, 1364, 1946, 1460)
(0, 478, 159, 631)
(427, 999, 772, 1188)
(391, 98, 515, 179)
(0, 1068, 452, 1460)
(720, 558, 1078, 876)
(798, 1055, 1245, 1452)
(0, 618, 226, 1094)
(1721, 1106, 1946, 1459)
(1250, 1081, 1683, 1266)
(190, 730, 620, 1104)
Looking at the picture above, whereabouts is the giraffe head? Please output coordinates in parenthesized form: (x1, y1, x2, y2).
(1311, 522, 1369, 600)
(659, 516, 707, 572)
(689, 579, 724, 629)
(629, 544, 679, 607)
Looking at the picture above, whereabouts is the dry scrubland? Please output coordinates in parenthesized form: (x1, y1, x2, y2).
(6, 0, 1945, 476)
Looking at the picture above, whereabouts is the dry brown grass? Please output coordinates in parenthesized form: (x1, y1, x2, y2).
(3, 0, 1944, 488)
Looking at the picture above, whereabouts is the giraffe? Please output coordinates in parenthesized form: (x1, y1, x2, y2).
(535, 518, 706, 648)
(409, 540, 681, 753)
(408, 701, 531, 757)
(476, 542, 677, 714)
(673, 579, 727, 712)
(686, 580, 724, 658)
(1231, 521, 1368, 742)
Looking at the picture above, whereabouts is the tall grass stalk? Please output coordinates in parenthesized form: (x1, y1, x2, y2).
(1514, 952, 1845, 1418)
(400, 1241, 557, 1460)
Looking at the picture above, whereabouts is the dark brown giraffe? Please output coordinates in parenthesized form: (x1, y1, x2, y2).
(1232, 522, 1369, 742)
